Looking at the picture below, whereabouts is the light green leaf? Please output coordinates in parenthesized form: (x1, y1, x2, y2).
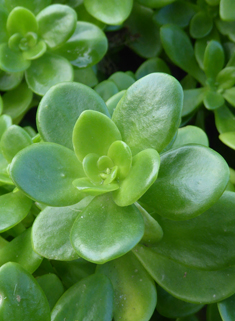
(2, 82, 33, 121)
(141, 145, 229, 220)
(0, 70, 24, 91)
(10, 143, 84, 206)
(7, 7, 38, 36)
(113, 149, 160, 206)
(37, 4, 77, 48)
(55, 21, 108, 68)
(203, 90, 225, 110)
(0, 191, 32, 233)
(5, 0, 52, 15)
(203, 40, 224, 81)
(106, 90, 126, 116)
(218, 293, 235, 321)
(94, 80, 119, 101)
(0, 228, 42, 273)
(172, 126, 209, 149)
(217, 67, 235, 89)
(136, 0, 176, 8)
(51, 274, 113, 321)
(23, 39, 47, 60)
(70, 194, 144, 263)
(36, 274, 64, 310)
(135, 57, 171, 79)
(73, 177, 119, 195)
(223, 87, 235, 107)
(112, 73, 183, 155)
(109, 72, 135, 91)
(0, 5, 8, 43)
(25, 52, 73, 95)
(0, 262, 51, 321)
(73, 66, 98, 87)
(133, 244, 235, 304)
(0, 114, 12, 140)
(182, 88, 206, 117)
(84, 0, 133, 25)
(97, 251, 157, 321)
(214, 105, 235, 134)
(219, 132, 235, 149)
(160, 24, 206, 85)
(0, 43, 31, 73)
(1, 125, 32, 162)
(73, 110, 121, 162)
(37, 82, 109, 150)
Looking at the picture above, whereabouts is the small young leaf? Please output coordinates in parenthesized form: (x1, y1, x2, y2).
(214, 105, 235, 134)
(219, 132, 235, 149)
(94, 80, 119, 101)
(223, 87, 235, 107)
(220, 0, 235, 21)
(73, 110, 121, 162)
(172, 125, 209, 148)
(217, 67, 235, 89)
(109, 72, 135, 91)
(0, 262, 51, 321)
(203, 90, 225, 110)
(135, 57, 171, 79)
(70, 194, 144, 263)
(23, 39, 47, 60)
(190, 11, 213, 39)
(203, 40, 224, 81)
(7, 7, 38, 36)
(73, 177, 119, 195)
(113, 149, 160, 207)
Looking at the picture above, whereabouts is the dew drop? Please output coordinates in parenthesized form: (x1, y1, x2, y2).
(213, 294, 216, 298)
(61, 173, 65, 178)
(81, 216, 83, 218)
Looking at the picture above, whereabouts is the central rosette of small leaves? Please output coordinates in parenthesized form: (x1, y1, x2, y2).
(72, 109, 160, 206)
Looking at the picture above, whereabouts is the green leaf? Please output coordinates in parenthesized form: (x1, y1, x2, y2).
(0, 114, 12, 140)
(160, 24, 206, 85)
(97, 251, 157, 321)
(106, 90, 126, 116)
(153, 1, 196, 28)
(203, 40, 224, 81)
(0, 43, 31, 72)
(7, 7, 38, 36)
(5, 0, 52, 15)
(156, 285, 203, 319)
(113, 149, 160, 206)
(218, 293, 235, 321)
(51, 274, 113, 321)
(217, 67, 235, 89)
(74, 3, 106, 29)
(172, 126, 209, 149)
(0, 262, 51, 320)
(2, 82, 33, 121)
(223, 87, 235, 107)
(37, 4, 77, 48)
(219, 132, 235, 149)
(182, 88, 206, 117)
(32, 202, 90, 260)
(124, 3, 161, 58)
(10, 143, 85, 206)
(54, 21, 108, 68)
(73, 177, 119, 195)
(84, 0, 133, 25)
(0, 191, 32, 232)
(135, 57, 171, 79)
(220, 0, 235, 21)
(0, 5, 8, 43)
(73, 110, 121, 162)
(0, 228, 42, 273)
(94, 80, 119, 101)
(141, 145, 229, 220)
(23, 39, 47, 60)
(135, 202, 163, 246)
(0, 70, 24, 91)
(112, 73, 183, 155)
(203, 90, 225, 110)
(25, 52, 73, 95)
(190, 11, 213, 39)
(83, 153, 102, 184)
(73, 66, 98, 87)
(133, 244, 235, 304)
(214, 105, 235, 134)
(36, 274, 64, 310)
(70, 194, 144, 263)
(136, 0, 176, 8)
(1, 125, 32, 162)
(109, 72, 135, 91)
(207, 304, 222, 321)
(151, 191, 235, 270)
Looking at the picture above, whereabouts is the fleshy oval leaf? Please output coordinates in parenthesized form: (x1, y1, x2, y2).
(70, 194, 144, 264)
(112, 73, 183, 155)
(73, 110, 121, 162)
(37, 82, 109, 149)
(141, 145, 229, 220)
(7, 6, 38, 36)
(0, 262, 51, 321)
(10, 143, 84, 206)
